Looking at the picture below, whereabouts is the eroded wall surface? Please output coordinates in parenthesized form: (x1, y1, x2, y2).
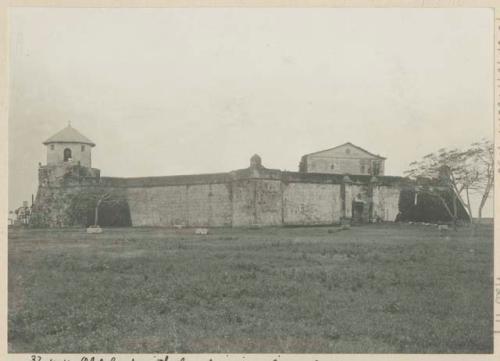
(283, 183, 342, 225)
(255, 180, 283, 226)
(372, 185, 401, 222)
(127, 183, 232, 227)
(125, 179, 346, 227)
(232, 180, 256, 226)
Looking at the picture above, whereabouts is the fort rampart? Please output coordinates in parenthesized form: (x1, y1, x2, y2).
(30, 155, 418, 228)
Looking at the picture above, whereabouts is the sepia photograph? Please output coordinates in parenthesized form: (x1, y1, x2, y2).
(6, 6, 495, 355)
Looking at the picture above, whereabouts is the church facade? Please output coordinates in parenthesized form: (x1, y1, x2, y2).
(299, 142, 386, 176)
(30, 125, 465, 228)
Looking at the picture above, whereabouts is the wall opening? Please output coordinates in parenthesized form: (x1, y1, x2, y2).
(63, 148, 72, 162)
(352, 201, 365, 223)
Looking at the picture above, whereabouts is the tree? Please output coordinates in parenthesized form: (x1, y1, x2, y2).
(405, 148, 472, 226)
(467, 139, 494, 220)
(93, 192, 114, 227)
(405, 139, 494, 225)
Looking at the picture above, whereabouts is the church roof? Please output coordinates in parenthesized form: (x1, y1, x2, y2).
(43, 125, 95, 146)
(303, 142, 386, 159)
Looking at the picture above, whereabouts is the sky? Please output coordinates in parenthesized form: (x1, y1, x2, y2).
(8, 8, 494, 216)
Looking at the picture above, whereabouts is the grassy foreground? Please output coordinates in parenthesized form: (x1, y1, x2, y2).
(8, 223, 493, 353)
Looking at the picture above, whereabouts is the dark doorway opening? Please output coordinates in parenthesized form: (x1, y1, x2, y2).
(352, 201, 365, 223)
(63, 148, 72, 162)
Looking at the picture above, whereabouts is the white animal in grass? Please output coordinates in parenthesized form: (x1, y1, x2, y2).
(195, 228, 209, 235)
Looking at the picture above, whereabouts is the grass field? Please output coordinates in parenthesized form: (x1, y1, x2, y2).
(8, 223, 493, 353)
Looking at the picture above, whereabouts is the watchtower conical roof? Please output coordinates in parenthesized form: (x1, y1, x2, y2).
(43, 125, 95, 146)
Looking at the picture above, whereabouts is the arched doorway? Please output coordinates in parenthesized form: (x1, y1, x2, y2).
(63, 148, 72, 162)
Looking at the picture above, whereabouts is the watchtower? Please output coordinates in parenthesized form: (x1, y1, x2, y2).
(43, 124, 95, 168)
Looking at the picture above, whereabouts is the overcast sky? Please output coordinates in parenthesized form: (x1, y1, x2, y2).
(8, 8, 494, 216)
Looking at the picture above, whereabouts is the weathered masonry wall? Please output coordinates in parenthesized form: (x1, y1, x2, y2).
(232, 179, 283, 226)
(283, 183, 342, 225)
(32, 158, 414, 228)
(372, 185, 401, 222)
(119, 178, 393, 228)
(126, 184, 232, 227)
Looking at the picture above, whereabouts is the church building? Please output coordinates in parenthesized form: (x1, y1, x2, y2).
(299, 142, 386, 176)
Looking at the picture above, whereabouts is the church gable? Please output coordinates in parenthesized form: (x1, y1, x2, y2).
(306, 142, 385, 160)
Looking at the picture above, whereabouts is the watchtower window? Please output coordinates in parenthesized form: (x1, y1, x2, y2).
(63, 148, 72, 162)
(81, 145, 85, 152)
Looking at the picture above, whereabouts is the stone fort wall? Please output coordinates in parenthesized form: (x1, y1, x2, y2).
(31, 157, 407, 228)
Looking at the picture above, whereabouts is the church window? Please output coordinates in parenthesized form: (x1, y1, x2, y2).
(63, 148, 72, 162)
(50, 144, 54, 150)
(360, 159, 365, 173)
(81, 145, 85, 152)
